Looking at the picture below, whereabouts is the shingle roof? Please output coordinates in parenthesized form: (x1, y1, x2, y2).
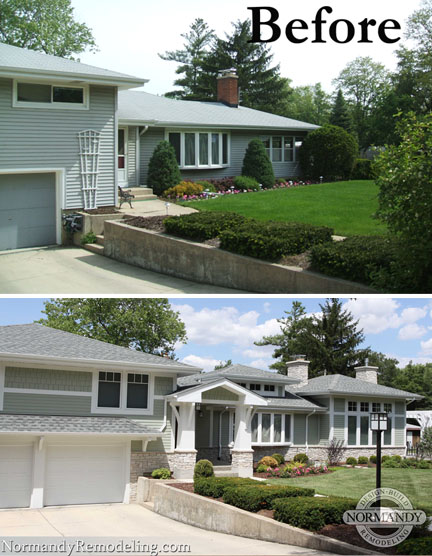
(264, 394, 326, 411)
(118, 90, 319, 131)
(0, 414, 160, 435)
(0, 43, 146, 88)
(177, 364, 296, 387)
(0, 324, 198, 372)
(290, 374, 422, 399)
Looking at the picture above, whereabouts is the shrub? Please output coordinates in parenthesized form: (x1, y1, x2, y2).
(352, 158, 373, 180)
(164, 211, 247, 242)
(241, 138, 275, 188)
(299, 125, 358, 181)
(256, 464, 268, 473)
(205, 177, 236, 192)
(258, 456, 279, 468)
(327, 439, 346, 466)
(271, 453, 285, 465)
(273, 496, 357, 531)
(220, 221, 333, 261)
(234, 175, 260, 191)
(357, 456, 368, 465)
(162, 181, 204, 199)
(193, 477, 257, 498)
(310, 235, 402, 289)
(80, 231, 97, 245)
(195, 180, 216, 192)
(381, 455, 391, 463)
(293, 453, 309, 464)
(147, 141, 181, 195)
(397, 537, 432, 555)
(193, 459, 214, 479)
(418, 427, 432, 459)
(391, 454, 402, 463)
(346, 457, 357, 466)
(369, 455, 377, 464)
(223, 485, 315, 513)
(151, 467, 171, 480)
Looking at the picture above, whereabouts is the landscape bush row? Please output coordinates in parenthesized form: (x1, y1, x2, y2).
(163, 212, 333, 261)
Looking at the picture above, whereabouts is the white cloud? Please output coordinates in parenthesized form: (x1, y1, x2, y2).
(401, 307, 427, 323)
(172, 304, 281, 347)
(388, 354, 432, 368)
(249, 359, 274, 370)
(263, 302, 271, 314)
(420, 338, 432, 356)
(242, 347, 274, 360)
(180, 354, 220, 373)
(398, 323, 427, 341)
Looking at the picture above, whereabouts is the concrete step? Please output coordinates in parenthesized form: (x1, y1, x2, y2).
(126, 187, 158, 201)
(133, 194, 159, 201)
(214, 466, 238, 477)
(95, 234, 104, 246)
(83, 243, 104, 255)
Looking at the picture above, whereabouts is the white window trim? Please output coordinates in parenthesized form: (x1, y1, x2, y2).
(251, 412, 293, 446)
(91, 370, 154, 415)
(165, 129, 230, 169)
(13, 79, 90, 110)
(346, 410, 395, 447)
(260, 135, 299, 163)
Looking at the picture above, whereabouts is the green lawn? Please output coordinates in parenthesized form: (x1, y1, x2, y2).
(182, 180, 387, 237)
(267, 468, 432, 514)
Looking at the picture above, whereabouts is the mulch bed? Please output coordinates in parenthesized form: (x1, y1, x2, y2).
(124, 215, 168, 232)
(84, 207, 120, 215)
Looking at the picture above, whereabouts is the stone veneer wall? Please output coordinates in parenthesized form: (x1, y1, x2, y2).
(196, 447, 231, 464)
(130, 452, 176, 502)
(252, 446, 406, 464)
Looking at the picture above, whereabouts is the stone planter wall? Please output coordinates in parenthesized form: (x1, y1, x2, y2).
(103, 221, 376, 294)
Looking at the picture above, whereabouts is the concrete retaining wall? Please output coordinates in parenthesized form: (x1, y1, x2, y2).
(103, 221, 375, 294)
(138, 479, 373, 555)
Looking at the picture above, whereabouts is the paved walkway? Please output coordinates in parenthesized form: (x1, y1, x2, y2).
(0, 246, 243, 294)
(119, 198, 197, 218)
(0, 504, 332, 555)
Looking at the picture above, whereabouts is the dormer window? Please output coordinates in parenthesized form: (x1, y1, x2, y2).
(264, 384, 275, 392)
(250, 383, 261, 391)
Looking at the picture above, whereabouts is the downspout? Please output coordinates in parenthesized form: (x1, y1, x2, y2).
(305, 410, 317, 455)
(218, 407, 229, 460)
(137, 125, 149, 186)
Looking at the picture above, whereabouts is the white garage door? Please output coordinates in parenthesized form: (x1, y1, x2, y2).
(0, 173, 56, 250)
(0, 444, 33, 508)
(44, 444, 126, 506)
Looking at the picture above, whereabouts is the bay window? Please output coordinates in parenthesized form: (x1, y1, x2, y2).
(168, 131, 229, 168)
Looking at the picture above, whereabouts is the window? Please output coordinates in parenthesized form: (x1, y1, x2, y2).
(98, 372, 121, 408)
(360, 402, 369, 412)
(384, 403, 392, 413)
(284, 415, 291, 442)
(360, 416, 369, 445)
(274, 414, 282, 442)
(348, 415, 357, 445)
(262, 414, 271, 442)
(384, 416, 392, 445)
(251, 414, 258, 442)
(167, 131, 229, 168)
(15, 81, 87, 108)
(252, 413, 291, 444)
(348, 401, 357, 412)
(239, 383, 247, 388)
(250, 383, 261, 391)
(264, 384, 275, 392)
(372, 402, 381, 412)
(127, 373, 149, 409)
(260, 136, 299, 162)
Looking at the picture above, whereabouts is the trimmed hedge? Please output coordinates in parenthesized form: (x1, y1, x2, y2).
(164, 212, 247, 241)
(397, 537, 432, 555)
(220, 221, 333, 261)
(234, 176, 260, 191)
(223, 484, 315, 513)
(271, 453, 285, 465)
(194, 459, 214, 479)
(357, 456, 368, 465)
(293, 453, 309, 464)
(193, 477, 257, 498)
(310, 235, 401, 287)
(273, 496, 357, 531)
(346, 457, 357, 466)
(369, 455, 377, 464)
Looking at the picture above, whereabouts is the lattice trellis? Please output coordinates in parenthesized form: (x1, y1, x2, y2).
(78, 130, 101, 210)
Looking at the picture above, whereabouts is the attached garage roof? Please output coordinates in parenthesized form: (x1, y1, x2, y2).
(0, 324, 199, 373)
(118, 90, 319, 131)
(0, 414, 161, 436)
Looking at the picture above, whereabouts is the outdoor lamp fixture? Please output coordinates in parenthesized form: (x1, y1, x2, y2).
(196, 403, 203, 417)
(370, 412, 388, 509)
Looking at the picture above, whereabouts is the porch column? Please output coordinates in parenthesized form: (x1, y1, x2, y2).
(173, 402, 197, 479)
(232, 404, 254, 477)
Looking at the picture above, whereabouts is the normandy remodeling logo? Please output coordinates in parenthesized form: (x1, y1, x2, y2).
(343, 488, 427, 547)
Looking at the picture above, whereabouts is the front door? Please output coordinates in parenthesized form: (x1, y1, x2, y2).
(118, 127, 128, 186)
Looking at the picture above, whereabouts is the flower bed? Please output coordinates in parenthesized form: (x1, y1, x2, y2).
(254, 463, 330, 479)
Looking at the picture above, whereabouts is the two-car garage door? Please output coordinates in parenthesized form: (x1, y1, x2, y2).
(0, 173, 57, 250)
(0, 442, 126, 509)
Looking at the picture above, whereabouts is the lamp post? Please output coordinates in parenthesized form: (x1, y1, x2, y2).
(370, 412, 388, 510)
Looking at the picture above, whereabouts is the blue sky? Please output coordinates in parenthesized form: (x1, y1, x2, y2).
(1, 297, 432, 372)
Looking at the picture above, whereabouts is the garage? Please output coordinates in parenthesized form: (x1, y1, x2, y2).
(0, 444, 33, 509)
(44, 443, 126, 506)
(0, 173, 57, 251)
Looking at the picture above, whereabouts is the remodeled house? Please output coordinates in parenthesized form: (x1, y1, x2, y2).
(0, 324, 420, 509)
(0, 43, 318, 251)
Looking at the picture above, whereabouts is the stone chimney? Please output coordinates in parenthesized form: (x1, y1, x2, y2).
(286, 355, 309, 386)
(355, 363, 378, 384)
(217, 68, 239, 107)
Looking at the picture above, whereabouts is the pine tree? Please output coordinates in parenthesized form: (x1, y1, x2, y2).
(147, 141, 181, 195)
(159, 18, 215, 100)
(241, 138, 275, 188)
(330, 89, 353, 132)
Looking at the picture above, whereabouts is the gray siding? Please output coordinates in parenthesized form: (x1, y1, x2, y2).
(3, 392, 92, 415)
(319, 414, 330, 445)
(394, 416, 406, 446)
(212, 410, 231, 446)
(5, 366, 92, 392)
(195, 408, 211, 448)
(334, 398, 345, 412)
(139, 127, 306, 185)
(308, 414, 319, 445)
(127, 126, 138, 186)
(202, 387, 238, 401)
(154, 376, 174, 396)
(333, 414, 345, 441)
(0, 79, 116, 209)
(293, 414, 306, 445)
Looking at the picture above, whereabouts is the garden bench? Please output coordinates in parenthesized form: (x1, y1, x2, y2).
(118, 186, 134, 208)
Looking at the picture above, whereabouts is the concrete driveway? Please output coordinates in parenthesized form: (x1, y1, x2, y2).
(0, 504, 332, 555)
(0, 246, 244, 294)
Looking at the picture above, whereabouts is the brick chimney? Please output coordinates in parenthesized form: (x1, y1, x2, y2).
(355, 362, 378, 384)
(217, 68, 239, 107)
(286, 355, 309, 386)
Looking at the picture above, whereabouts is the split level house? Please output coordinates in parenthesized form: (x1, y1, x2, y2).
(0, 324, 421, 510)
(0, 42, 318, 251)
